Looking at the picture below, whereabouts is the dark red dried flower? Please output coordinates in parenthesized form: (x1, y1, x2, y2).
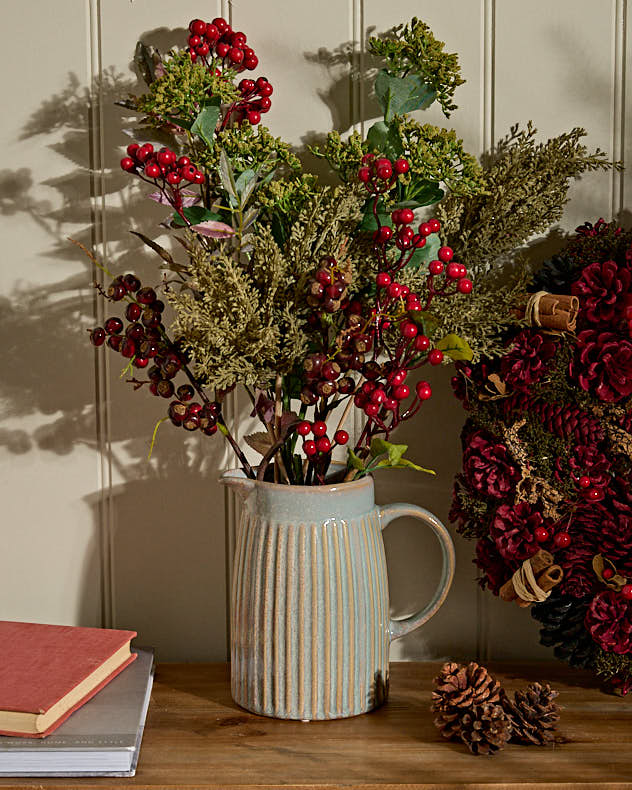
(557, 537, 601, 599)
(569, 330, 632, 402)
(609, 673, 632, 696)
(462, 430, 519, 499)
(585, 590, 632, 655)
(568, 444, 611, 487)
(475, 537, 513, 595)
(490, 503, 545, 562)
(500, 330, 557, 390)
(571, 259, 632, 328)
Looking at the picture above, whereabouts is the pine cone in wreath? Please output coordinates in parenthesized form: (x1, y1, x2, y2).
(531, 591, 595, 669)
(501, 683, 561, 745)
(431, 661, 501, 712)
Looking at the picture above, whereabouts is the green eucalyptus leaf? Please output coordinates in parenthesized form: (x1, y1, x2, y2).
(219, 150, 239, 206)
(366, 120, 403, 159)
(405, 179, 444, 207)
(405, 232, 440, 273)
(347, 447, 366, 471)
(359, 198, 392, 232)
(435, 333, 474, 361)
(165, 115, 193, 131)
(375, 458, 436, 474)
(375, 69, 436, 120)
(191, 104, 221, 148)
(409, 310, 439, 337)
(235, 168, 256, 198)
(171, 206, 222, 228)
(370, 437, 407, 466)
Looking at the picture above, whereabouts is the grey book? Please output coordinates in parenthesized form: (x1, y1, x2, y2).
(0, 647, 154, 777)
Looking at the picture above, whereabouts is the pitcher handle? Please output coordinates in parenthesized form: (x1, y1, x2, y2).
(379, 503, 455, 642)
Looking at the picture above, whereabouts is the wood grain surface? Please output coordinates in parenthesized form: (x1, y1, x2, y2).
(0, 661, 630, 789)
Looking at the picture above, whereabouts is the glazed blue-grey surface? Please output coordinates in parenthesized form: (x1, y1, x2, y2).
(221, 470, 455, 720)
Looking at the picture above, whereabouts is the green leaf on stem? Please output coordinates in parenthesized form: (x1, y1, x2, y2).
(164, 115, 194, 131)
(171, 206, 222, 227)
(370, 437, 407, 465)
(375, 457, 436, 474)
(191, 104, 221, 148)
(366, 120, 403, 159)
(234, 169, 256, 200)
(219, 150, 239, 206)
(359, 199, 392, 232)
(369, 437, 435, 474)
(405, 232, 440, 272)
(374, 69, 436, 120)
(409, 310, 439, 337)
(435, 333, 474, 361)
(404, 179, 444, 207)
(347, 447, 366, 471)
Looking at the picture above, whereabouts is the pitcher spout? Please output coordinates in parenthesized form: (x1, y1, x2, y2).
(220, 468, 255, 500)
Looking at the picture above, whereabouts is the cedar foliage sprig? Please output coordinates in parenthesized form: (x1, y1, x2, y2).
(368, 17, 465, 117)
(437, 122, 620, 272)
(167, 186, 364, 390)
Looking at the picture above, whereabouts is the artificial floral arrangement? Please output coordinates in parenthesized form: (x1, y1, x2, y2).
(85, 15, 615, 485)
(451, 219, 632, 695)
(431, 661, 560, 755)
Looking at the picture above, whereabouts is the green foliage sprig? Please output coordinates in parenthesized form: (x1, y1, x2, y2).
(134, 50, 239, 125)
(368, 17, 464, 117)
(437, 123, 620, 272)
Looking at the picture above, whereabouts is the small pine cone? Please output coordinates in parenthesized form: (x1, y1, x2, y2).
(458, 703, 512, 755)
(431, 661, 501, 712)
(501, 683, 561, 745)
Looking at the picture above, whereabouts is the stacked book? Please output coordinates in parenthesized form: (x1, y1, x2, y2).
(0, 621, 153, 777)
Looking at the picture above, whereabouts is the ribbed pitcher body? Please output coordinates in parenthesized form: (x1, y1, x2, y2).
(229, 473, 390, 719)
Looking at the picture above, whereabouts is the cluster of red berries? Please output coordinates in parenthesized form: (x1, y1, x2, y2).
(602, 565, 632, 599)
(306, 255, 352, 314)
(352, 375, 433, 422)
(358, 154, 409, 192)
(223, 75, 274, 127)
(90, 276, 166, 371)
(89, 275, 220, 437)
(120, 144, 204, 186)
(167, 391, 219, 435)
(374, 211, 437, 252)
(187, 17, 259, 71)
(427, 246, 473, 295)
(296, 420, 349, 457)
(574, 473, 606, 504)
(532, 525, 572, 550)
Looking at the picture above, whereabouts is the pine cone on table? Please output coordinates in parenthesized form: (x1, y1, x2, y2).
(501, 683, 561, 745)
(455, 703, 512, 755)
(431, 661, 501, 712)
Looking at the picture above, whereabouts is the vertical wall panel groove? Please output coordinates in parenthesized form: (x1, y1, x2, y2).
(86, 0, 113, 629)
(612, 0, 627, 218)
(477, 0, 495, 662)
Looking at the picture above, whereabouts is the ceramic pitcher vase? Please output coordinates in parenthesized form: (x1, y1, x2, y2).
(221, 469, 455, 720)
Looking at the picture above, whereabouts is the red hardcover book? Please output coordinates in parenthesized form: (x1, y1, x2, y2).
(0, 621, 137, 738)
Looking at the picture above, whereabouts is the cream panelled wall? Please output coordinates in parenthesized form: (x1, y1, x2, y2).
(0, 0, 628, 660)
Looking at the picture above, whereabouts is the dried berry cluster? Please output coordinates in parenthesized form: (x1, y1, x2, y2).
(451, 219, 632, 694)
(90, 273, 220, 438)
(432, 661, 560, 755)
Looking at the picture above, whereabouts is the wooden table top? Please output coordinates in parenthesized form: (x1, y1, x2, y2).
(1, 661, 631, 789)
